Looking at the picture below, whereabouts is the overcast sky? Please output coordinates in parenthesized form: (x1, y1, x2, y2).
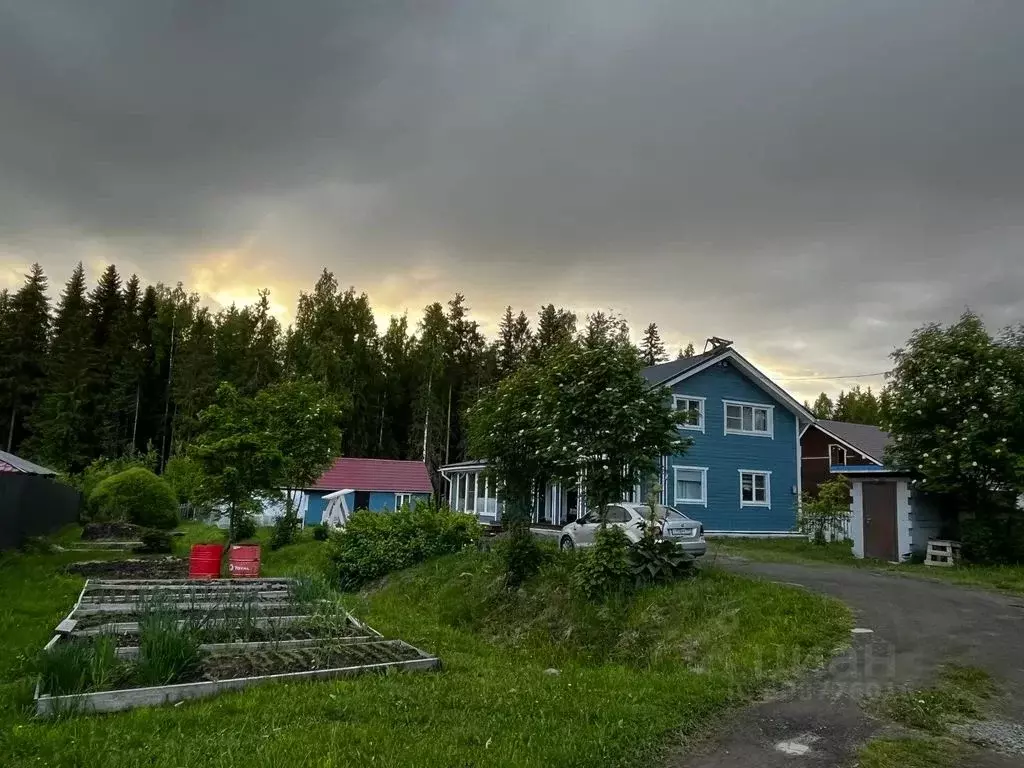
(2, 1, 1023, 402)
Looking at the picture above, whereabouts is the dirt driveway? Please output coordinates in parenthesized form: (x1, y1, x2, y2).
(669, 558, 1024, 767)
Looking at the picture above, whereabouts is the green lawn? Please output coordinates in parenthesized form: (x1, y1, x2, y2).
(0, 530, 851, 768)
(709, 537, 1024, 596)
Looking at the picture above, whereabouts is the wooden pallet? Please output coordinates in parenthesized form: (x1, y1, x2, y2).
(925, 539, 961, 567)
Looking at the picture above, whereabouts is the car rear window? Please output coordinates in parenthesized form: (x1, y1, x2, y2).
(652, 505, 689, 521)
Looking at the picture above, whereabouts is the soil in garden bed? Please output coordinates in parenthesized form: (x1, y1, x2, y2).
(198, 641, 425, 681)
(69, 617, 366, 647)
(72, 603, 310, 629)
(65, 558, 188, 579)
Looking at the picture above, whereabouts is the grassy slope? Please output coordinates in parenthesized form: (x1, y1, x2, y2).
(710, 537, 1024, 595)
(0, 533, 850, 768)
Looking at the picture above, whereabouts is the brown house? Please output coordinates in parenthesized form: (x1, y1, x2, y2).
(800, 419, 890, 496)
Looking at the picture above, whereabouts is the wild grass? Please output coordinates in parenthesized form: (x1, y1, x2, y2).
(1, 528, 851, 768)
(858, 737, 966, 768)
(872, 664, 995, 734)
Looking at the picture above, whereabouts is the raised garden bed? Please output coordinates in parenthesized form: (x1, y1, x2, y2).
(36, 577, 439, 715)
(65, 558, 188, 579)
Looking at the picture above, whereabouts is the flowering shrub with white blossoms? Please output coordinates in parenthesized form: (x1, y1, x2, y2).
(882, 311, 1024, 514)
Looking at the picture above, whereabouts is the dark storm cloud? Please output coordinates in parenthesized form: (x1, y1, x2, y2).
(2, 0, 1023, 394)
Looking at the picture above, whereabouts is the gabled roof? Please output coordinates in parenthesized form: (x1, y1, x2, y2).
(310, 458, 434, 493)
(642, 347, 814, 422)
(0, 450, 57, 476)
(815, 420, 891, 464)
(640, 350, 725, 386)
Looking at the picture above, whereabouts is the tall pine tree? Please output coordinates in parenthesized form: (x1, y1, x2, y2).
(0, 264, 50, 452)
(29, 264, 95, 470)
(640, 322, 666, 366)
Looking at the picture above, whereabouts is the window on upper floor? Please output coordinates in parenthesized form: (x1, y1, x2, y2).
(674, 466, 708, 507)
(724, 401, 773, 437)
(673, 395, 705, 432)
(829, 444, 847, 466)
(739, 470, 771, 508)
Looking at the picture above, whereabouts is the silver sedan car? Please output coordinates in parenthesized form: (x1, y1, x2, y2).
(558, 502, 706, 556)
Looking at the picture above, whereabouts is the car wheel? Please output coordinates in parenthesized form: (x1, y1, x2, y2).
(559, 535, 575, 551)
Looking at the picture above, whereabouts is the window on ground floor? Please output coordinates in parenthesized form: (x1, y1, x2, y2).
(674, 466, 708, 507)
(739, 470, 771, 508)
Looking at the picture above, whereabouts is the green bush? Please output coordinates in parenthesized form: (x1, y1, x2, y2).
(76, 452, 158, 501)
(231, 510, 257, 542)
(629, 536, 695, 586)
(499, 523, 548, 589)
(87, 468, 179, 529)
(312, 523, 330, 541)
(270, 513, 301, 550)
(162, 456, 205, 505)
(328, 501, 481, 588)
(571, 524, 634, 600)
(136, 528, 173, 554)
(960, 513, 1024, 564)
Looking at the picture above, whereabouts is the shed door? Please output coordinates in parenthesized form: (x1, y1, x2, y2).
(862, 481, 898, 561)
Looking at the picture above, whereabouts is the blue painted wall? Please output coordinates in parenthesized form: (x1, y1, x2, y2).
(664, 359, 800, 532)
(367, 491, 432, 512)
(304, 492, 329, 525)
(303, 490, 432, 523)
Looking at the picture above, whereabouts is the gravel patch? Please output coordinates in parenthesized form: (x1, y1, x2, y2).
(952, 719, 1024, 755)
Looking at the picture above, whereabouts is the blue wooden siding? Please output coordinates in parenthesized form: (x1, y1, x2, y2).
(304, 490, 432, 523)
(367, 491, 431, 512)
(304, 492, 330, 525)
(666, 359, 799, 532)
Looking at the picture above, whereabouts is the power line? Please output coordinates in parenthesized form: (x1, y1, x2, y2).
(775, 370, 891, 382)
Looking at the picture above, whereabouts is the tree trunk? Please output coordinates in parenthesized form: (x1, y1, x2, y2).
(421, 372, 432, 462)
(6, 405, 15, 452)
(444, 383, 452, 465)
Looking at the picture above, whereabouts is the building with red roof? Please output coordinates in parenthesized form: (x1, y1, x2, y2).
(301, 458, 434, 525)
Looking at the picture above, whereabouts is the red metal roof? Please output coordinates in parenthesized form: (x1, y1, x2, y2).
(310, 458, 434, 493)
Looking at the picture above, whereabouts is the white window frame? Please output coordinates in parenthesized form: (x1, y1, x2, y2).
(828, 444, 848, 466)
(672, 395, 706, 433)
(673, 466, 708, 507)
(738, 470, 771, 508)
(723, 400, 774, 438)
(395, 492, 414, 509)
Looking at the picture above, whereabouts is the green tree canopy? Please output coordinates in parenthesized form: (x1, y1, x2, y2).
(882, 310, 1024, 513)
(468, 335, 688, 522)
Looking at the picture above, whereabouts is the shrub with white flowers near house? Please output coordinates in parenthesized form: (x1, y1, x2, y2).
(882, 311, 1024, 561)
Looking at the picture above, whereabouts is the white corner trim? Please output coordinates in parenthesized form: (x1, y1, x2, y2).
(896, 479, 912, 559)
(849, 481, 865, 558)
(673, 465, 708, 507)
(723, 400, 775, 438)
(738, 469, 772, 509)
(672, 394, 706, 433)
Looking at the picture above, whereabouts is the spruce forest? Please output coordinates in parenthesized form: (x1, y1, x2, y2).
(0, 263, 690, 477)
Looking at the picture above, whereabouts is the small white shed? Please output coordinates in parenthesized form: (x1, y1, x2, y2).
(841, 467, 943, 561)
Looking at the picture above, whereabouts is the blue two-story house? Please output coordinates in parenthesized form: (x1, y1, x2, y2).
(640, 345, 813, 534)
(440, 342, 813, 534)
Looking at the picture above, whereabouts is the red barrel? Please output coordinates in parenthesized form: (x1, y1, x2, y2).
(188, 544, 224, 579)
(228, 545, 261, 578)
